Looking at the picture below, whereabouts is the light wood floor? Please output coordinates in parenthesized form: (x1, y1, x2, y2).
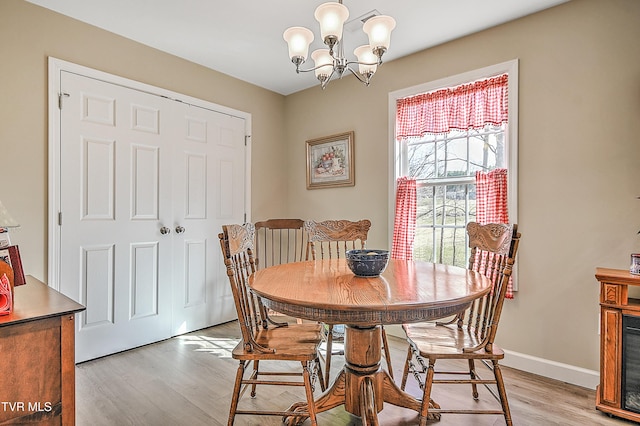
(76, 321, 633, 425)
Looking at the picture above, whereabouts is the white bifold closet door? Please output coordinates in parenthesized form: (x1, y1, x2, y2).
(58, 71, 244, 362)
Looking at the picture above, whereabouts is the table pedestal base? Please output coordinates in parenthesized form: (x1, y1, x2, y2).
(285, 325, 440, 425)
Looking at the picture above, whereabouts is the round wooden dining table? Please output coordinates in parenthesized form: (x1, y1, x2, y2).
(249, 258, 492, 425)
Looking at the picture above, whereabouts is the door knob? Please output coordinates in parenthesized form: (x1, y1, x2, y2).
(175, 226, 185, 234)
(160, 226, 171, 235)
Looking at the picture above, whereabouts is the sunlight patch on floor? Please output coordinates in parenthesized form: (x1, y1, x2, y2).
(177, 334, 239, 358)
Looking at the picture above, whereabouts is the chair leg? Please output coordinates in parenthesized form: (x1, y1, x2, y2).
(227, 360, 246, 426)
(400, 345, 413, 391)
(325, 325, 334, 385)
(316, 356, 326, 392)
(381, 326, 394, 379)
(468, 359, 479, 399)
(418, 358, 436, 426)
(492, 360, 513, 426)
(302, 361, 318, 426)
(251, 360, 259, 397)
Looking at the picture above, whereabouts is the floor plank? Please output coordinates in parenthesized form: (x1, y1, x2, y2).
(76, 321, 633, 425)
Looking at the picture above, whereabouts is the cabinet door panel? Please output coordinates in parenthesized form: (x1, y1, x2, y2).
(601, 307, 621, 406)
(0, 318, 63, 424)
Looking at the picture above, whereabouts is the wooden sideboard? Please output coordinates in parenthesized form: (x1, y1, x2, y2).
(595, 267, 640, 422)
(0, 276, 85, 425)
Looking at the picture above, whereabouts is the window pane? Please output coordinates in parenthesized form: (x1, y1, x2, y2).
(414, 183, 475, 266)
(416, 185, 434, 226)
(408, 142, 436, 180)
(439, 227, 468, 267)
(445, 137, 469, 177)
(414, 226, 434, 262)
(468, 125, 506, 173)
(435, 137, 471, 179)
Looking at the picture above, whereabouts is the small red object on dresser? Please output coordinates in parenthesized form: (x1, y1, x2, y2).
(0, 273, 12, 315)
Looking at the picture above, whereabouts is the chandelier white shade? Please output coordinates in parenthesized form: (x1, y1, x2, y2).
(283, 1, 396, 89)
(363, 15, 396, 54)
(314, 2, 348, 47)
(283, 27, 314, 65)
(311, 49, 333, 79)
(353, 45, 377, 77)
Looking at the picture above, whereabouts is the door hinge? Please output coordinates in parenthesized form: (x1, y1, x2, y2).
(244, 213, 247, 223)
(58, 212, 63, 226)
(244, 135, 250, 146)
(58, 92, 70, 109)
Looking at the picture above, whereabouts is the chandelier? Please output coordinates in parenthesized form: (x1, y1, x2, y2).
(283, 1, 396, 89)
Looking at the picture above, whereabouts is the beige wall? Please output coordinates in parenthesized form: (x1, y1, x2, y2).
(284, 0, 640, 372)
(2, 0, 639, 375)
(0, 0, 287, 282)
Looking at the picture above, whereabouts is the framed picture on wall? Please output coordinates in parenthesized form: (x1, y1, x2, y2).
(306, 131, 355, 190)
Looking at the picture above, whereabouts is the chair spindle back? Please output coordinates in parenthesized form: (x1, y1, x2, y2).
(304, 219, 371, 260)
(219, 223, 272, 353)
(460, 222, 520, 352)
(254, 219, 308, 269)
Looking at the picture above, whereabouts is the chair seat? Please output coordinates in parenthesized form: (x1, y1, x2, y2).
(232, 323, 324, 361)
(403, 322, 505, 360)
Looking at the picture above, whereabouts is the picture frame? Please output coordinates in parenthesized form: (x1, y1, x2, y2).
(306, 131, 355, 190)
(0, 245, 26, 286)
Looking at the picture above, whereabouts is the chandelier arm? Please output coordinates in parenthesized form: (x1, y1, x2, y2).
(295, 59, 381, 74)
(293, 63, 333, 74)
(320, 67, 339, 89)
(344, 66, 370, 86)
(344, 59, 383, 68)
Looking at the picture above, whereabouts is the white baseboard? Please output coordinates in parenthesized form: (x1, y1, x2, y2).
(502, 349, 600, 390)
(384, 325, 600, 390)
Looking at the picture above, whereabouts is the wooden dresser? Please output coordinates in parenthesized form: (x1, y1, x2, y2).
(595, 267, 640, 422)
(0, 276, 85, 425)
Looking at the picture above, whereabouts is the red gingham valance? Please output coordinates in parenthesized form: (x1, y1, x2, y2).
(396, 74, 509, 139)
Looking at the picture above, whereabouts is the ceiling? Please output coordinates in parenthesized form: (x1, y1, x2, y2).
(26, 0, 569, 95)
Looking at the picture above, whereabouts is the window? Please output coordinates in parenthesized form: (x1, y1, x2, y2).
(408, 125, 505, 266)
(390, 60, 518, 268)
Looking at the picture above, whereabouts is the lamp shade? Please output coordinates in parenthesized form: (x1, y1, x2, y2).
(283, 26, 315, 62)
(311, 49, 334, 80)
(0, 200, 18, 229)
(363, 15, 396, 52)
(314, 2, 349, 44)
(354, 45, 378, 75)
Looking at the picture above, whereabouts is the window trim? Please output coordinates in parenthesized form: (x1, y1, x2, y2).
(388, 59, 519, 273)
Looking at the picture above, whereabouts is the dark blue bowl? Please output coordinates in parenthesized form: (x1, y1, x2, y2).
(346, 249, 389, 277)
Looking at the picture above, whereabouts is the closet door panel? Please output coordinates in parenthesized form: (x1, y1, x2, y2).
(59, 71, 172, 362)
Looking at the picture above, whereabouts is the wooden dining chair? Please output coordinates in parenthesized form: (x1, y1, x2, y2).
(254, 218, 308, 269)
(254, 219, 308, 325)
(218, 223, 325, 426)
(304, 219, 394, 385)
(304, 219, 371, 261)
(400, 222, 520, 426)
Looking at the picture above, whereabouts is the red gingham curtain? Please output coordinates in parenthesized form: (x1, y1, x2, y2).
(391, 177, 417, 260)
(475, 168, 514, 298)
(475, 168, 509, 224)
(396, 74, 508, 139)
